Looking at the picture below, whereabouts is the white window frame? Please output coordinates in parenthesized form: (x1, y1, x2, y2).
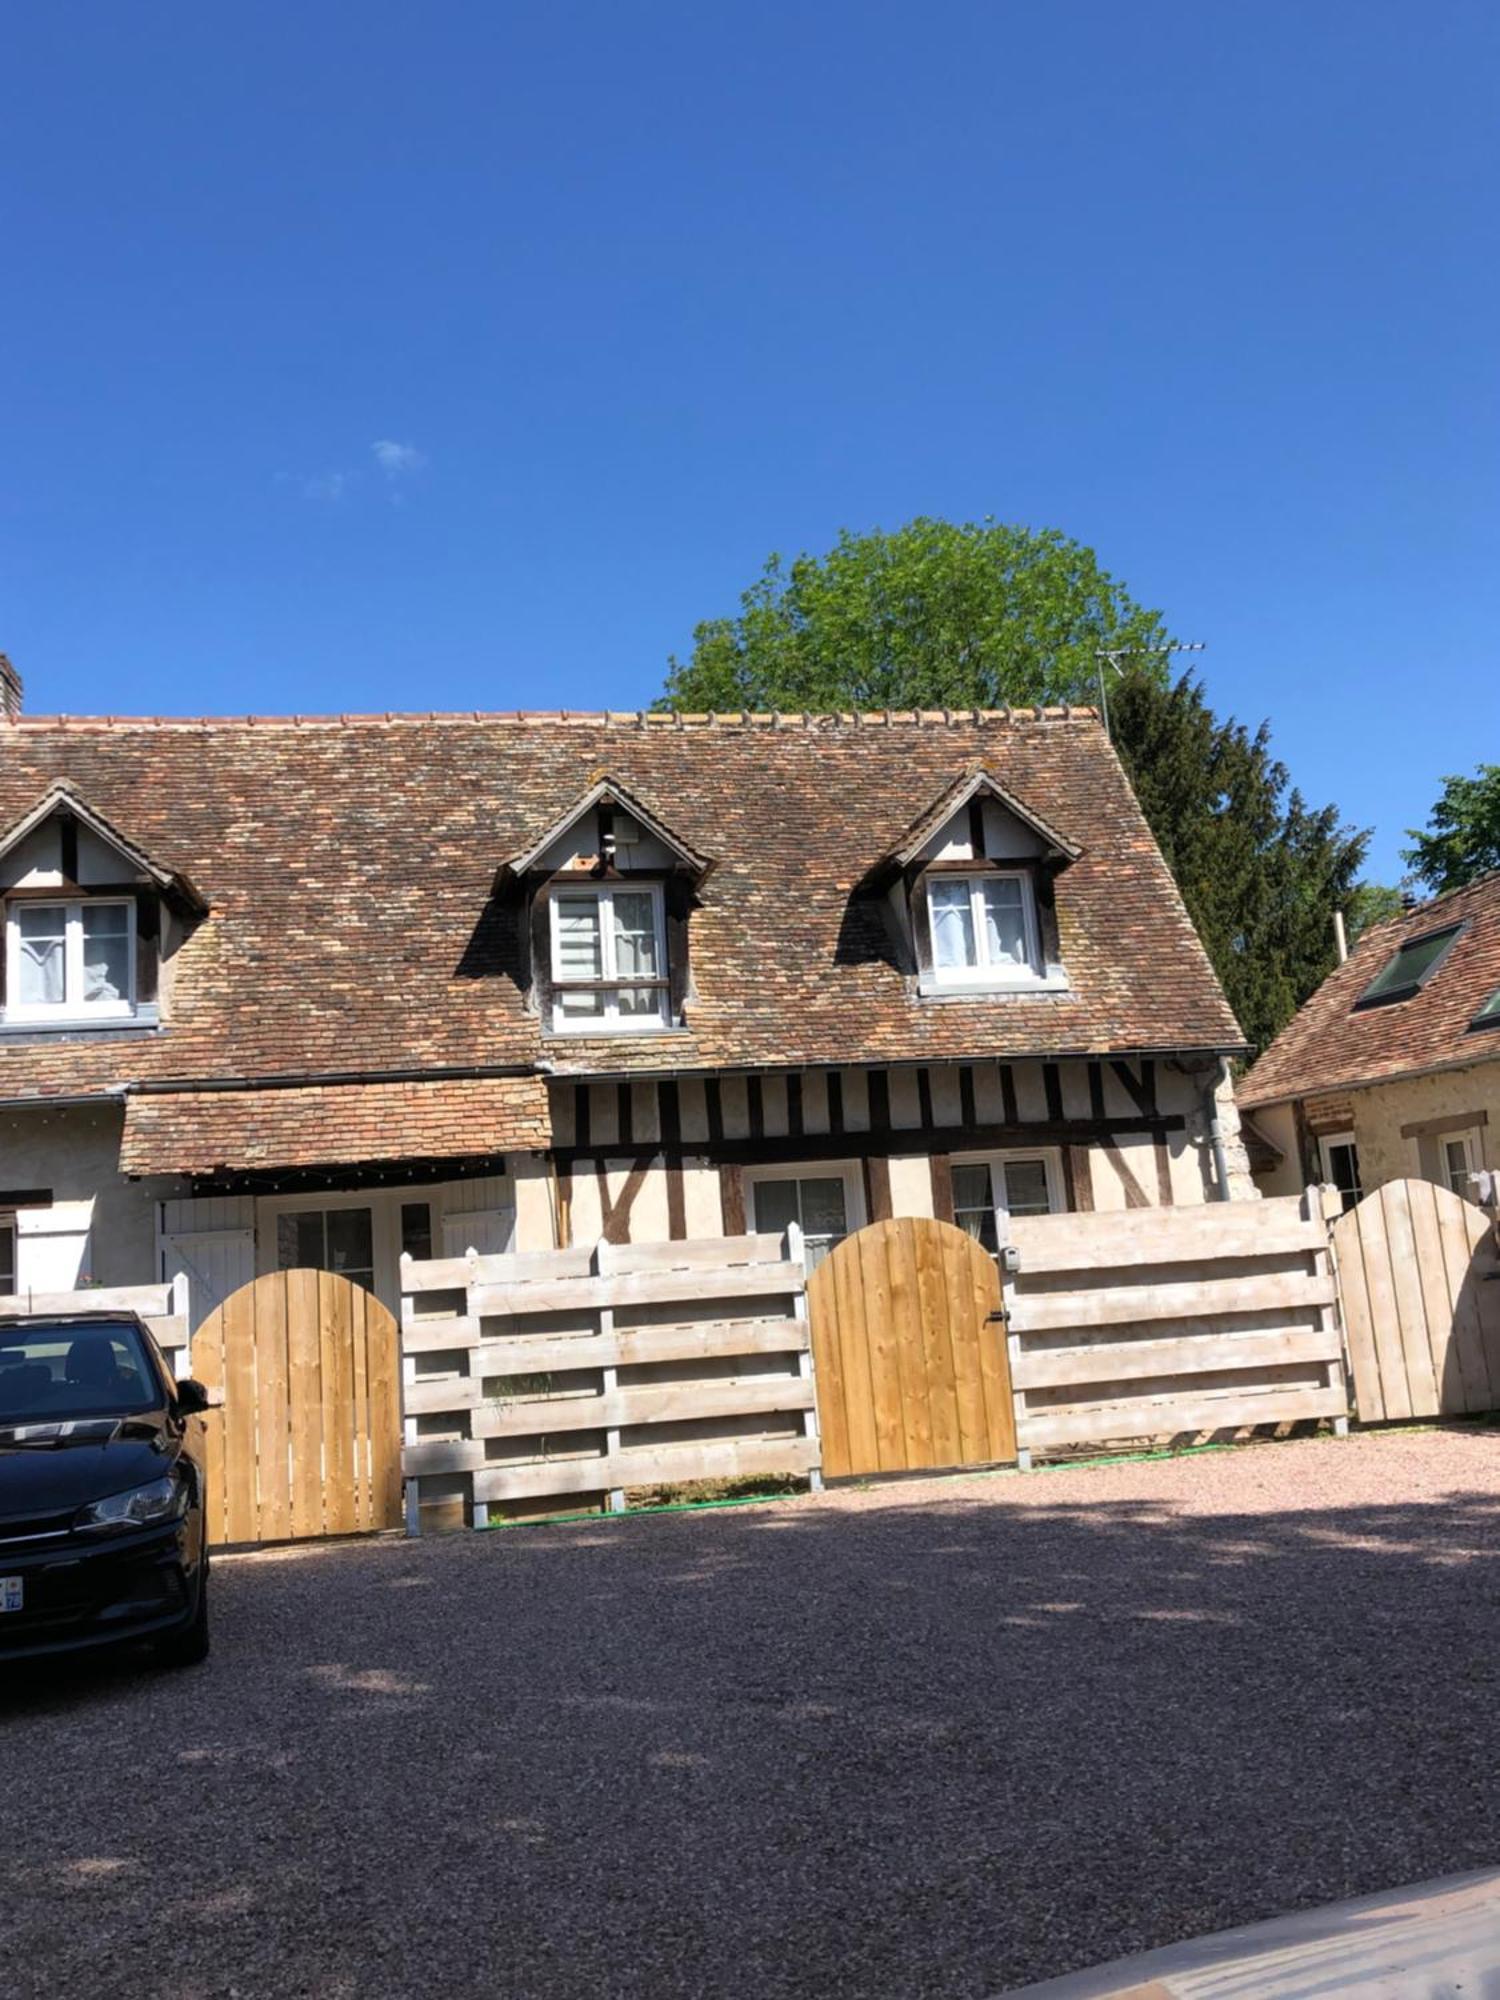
(949, 1149, 1066, 1246)
(924, 869, 1043, 988)
(1440, 1128, 1483, 1198)
(744, 1160, 867, 1267)
(1318, 1131, 1363, 1211)
(547, 882, 670, 1035)
(4, 896, 137, 1022)
(0, 1216, 15, 1295)
(260, 1193, 379, 1296)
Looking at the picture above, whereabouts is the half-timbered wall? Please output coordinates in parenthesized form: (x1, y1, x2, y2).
(0, 1057, 1254, 1299)
(534, 1056, 1251, 1249)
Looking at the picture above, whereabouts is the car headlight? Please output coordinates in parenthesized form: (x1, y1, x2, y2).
(75, 1474, 190, 1534)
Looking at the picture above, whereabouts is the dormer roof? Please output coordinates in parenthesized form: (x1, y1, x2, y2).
(0, 780, 208, 914)
(498, 773, 714, 883)
(876, 768, 1082, 878)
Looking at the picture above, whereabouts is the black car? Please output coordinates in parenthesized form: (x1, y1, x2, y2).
(0, 1311, 211, 1667)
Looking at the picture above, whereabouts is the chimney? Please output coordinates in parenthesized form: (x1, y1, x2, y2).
(0, 655, 21, 724)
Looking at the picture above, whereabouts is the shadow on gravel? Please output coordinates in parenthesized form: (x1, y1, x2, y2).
(6, 1457, 1500, 1998)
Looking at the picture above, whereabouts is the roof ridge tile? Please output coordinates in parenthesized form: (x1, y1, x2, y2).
(12, 704, 1103, 732)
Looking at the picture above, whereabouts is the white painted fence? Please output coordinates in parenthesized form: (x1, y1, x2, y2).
(1004, 1189, 1348, 1463)
(0, 1274, 192, 1372)
(400, 1230, 818, 1528)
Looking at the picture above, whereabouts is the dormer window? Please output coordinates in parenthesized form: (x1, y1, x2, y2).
(549, 884, 669, 1033)
(867, 768, 1078, 1001)
(0, 781, 205, 1035)
(928, 871, 1042, 985)
(6, 898, 136, 1020)
(504, 774, 710, 1040)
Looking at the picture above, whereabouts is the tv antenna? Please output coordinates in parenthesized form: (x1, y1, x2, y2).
(1094, 641, 1206, 738)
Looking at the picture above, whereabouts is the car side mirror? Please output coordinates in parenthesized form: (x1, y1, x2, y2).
(174, 1378, 210, 1415)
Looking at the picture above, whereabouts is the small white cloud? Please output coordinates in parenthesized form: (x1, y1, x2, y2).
(372, 439, 426, 478)
(303, 470, 353, 502)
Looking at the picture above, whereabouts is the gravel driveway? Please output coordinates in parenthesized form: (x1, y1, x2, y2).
(6, 1427, 1500, 1999)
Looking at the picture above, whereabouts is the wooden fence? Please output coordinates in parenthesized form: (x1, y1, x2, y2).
(1005, 1190, 1349, 1463)
(0, 1275, 191, 1371)
(399, 1230, 818, 1528)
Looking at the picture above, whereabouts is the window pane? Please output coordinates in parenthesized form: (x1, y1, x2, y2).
(1445, 1140, 1471, 1195)
(0, 1223, 13, 1293)
(954, 1204, 999, 1253)
(400, 1202, 434, 1262)
(751, 1179, 800, 1239)
(16, 906, 65, 1005)
(614, 987, 661, 1018)
(930, 879, 977, 969)
(1000, 1159, 1052, 1216)
(558, 989, 603, 1016)
(981, 878, 1030, 968)
(1326, 1142, 1361, 1209)
(81, 904, 131, 1004)
(951, 1165, 991, 1212)
(798, 1177, 849, 1243)
(554, 896, 603, 980)
(1359, 925, 1460, 1004)
(277, 1211, 325, 1270)
(326, 1208, 375, 1282)
(610, 892, 659, 979)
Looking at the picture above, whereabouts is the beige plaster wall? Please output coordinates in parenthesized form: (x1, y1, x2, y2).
(0, 1104, 164, 1289)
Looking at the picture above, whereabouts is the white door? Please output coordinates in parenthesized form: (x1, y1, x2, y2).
(161, 1229, 256, 1334)
(440, 1207, 516, 1258)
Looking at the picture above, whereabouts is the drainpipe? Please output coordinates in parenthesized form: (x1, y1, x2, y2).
(1205, 1058, 1233, 1203)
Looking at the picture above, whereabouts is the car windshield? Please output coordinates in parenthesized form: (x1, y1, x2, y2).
(0, 1320, 161, 1423)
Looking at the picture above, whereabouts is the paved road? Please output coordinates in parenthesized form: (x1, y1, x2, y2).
(6, 1429, 1500, 1999)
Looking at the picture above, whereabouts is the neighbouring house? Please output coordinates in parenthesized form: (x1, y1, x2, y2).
(0, 659, 1251, 1329)
(1240, 870, 1500, 1211)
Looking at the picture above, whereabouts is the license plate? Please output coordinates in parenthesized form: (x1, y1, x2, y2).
(0, 1578, 21, 1613)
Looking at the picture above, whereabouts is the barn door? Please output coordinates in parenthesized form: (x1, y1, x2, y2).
(1332, 1178, 1500, 1422)
(806, 1217, 1016, 1480)
(161, 1227, 255, 1336)
(191, 1270, 403, 1546)
(441, 1206, 516, 1257)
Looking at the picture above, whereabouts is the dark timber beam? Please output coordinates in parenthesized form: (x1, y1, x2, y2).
(545, 1114, 1186, 1170)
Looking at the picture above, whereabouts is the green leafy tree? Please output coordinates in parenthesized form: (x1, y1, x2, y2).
(1403, 764, 1500, 893)
(1345, 881, 1406, 943)
(660, 518, 1171, 712)
(1106, 670, 1368, 1053)
(662, 521, 1367, 1053)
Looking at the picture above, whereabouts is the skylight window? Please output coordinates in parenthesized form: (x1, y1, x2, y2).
(1471, 986, 1500, 1032)
(1353, 923, 1463, 1011)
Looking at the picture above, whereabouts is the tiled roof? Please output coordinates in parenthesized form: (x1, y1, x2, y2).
(1240, 871, 1500, 1108)
(118, 1076, 550, 1175)
(0, 709, 1241, 1127)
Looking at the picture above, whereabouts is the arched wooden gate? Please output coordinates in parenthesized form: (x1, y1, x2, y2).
(191, 1270, 403, 1546)
(807, 1217, 1016, 1479)
(1332, 1178, 1500, 1423)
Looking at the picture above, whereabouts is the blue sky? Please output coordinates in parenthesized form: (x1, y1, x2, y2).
(3, 4, 1495, 882)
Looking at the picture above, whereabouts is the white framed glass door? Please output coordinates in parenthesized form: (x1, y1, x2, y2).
(746, 1162, 865, 1270)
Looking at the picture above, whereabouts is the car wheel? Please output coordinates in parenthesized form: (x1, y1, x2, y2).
(156, 1566, 210, 1668)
